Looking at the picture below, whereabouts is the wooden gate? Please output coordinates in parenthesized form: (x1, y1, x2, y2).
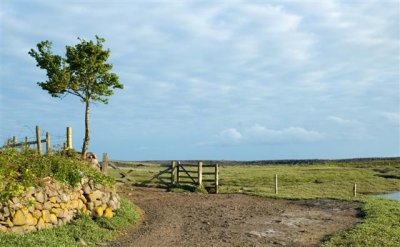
(172, 161, 219, 193)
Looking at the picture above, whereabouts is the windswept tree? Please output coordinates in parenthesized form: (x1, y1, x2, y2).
(29, 36, 123, 157)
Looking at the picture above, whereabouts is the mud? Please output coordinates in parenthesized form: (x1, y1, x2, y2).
(103, 186, 361, 247)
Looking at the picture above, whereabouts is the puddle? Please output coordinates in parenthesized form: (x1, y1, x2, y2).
(377, 191, 400, 201)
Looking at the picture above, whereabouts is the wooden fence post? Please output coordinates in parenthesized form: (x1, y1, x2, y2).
(24, 137, 28, 151)
(12, 136, 16, 149)
(198, 161, 203, 186)
(353, 183, 357, 197)
(46, 132, 51, 155)
(66, 127, 72, 150)
(171, 161, 177, 185)
(36, 125, 42, 155)
(215, 163, 219, 194)
(177, 161, 180, 184)
(275, 174, 278, 195)
(102, 153, 109, 174)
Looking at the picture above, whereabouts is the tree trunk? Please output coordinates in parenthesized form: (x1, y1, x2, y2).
(82, 100, 90, 159)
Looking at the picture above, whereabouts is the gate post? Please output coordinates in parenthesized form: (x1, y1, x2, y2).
(215, 163, 219, 194)
(171, 161, 177, 185)
(198, 161, 203, 186)
(102, 153, 109, 174)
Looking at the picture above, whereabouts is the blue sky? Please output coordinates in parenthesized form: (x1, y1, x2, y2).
(0, 0, 399, 160)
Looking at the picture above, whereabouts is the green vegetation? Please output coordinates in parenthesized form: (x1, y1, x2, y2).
(110, 159, 400, 246)
(0, 148, 114, 202)
(322, 197, 400, 247)
(0, 197, 138, 247)
(29, 36, 123, 155)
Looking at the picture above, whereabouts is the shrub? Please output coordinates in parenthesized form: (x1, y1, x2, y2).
(0, 148, 114, 202)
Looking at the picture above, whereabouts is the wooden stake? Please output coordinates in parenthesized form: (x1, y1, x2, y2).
(215, 163, 219, 194)
(102, 153, 109, 174)
(66, 127, 72, 149)
(46, 132, 51, 155)
(12, 136, 16, 149)
(198, 161, 203, 186)
(275, 174, 278, 195)
(171, 161, 177, 185)
(353, 183, 357, 197)
(36, 125, 42, 155)
(177, 161, 180, 184)
(24, 137, 28, 151)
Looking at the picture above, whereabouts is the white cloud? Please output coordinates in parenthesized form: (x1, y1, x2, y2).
(219, 128, 243, 144)
(244, 124, 323, 143)
(218, 124, 322, 145)
(328, 116, 361, 126)
(382, 112, 400, 125)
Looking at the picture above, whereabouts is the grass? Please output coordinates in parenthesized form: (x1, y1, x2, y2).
(322, 197, 400, 247)
(109, 159, 400, 246)
(0, 197, 138, 247)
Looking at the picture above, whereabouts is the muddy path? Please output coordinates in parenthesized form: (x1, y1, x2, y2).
(103, 186, 362, 247)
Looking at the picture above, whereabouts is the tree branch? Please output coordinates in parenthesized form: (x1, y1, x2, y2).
(66, 89, 84, 100)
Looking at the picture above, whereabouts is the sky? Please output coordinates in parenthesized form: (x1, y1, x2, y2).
(0, 0, 399, 161)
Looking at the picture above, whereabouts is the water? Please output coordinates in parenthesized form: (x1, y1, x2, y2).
(377, 192, 400, 201)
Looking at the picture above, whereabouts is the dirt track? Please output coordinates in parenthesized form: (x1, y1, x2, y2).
(104, 186, 361, 247)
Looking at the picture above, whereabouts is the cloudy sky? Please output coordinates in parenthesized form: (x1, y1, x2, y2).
(0, 0, 399, 160)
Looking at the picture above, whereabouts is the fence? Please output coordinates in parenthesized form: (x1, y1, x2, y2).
(2, 125, 73, 155)
(103, 158, 220, 193)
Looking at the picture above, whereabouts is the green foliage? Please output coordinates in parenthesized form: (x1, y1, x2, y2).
(0, 197, 138, 247)
(28, 36, 123, 103)
(28, 36, 124, 154)
(0, 148, 114, 202)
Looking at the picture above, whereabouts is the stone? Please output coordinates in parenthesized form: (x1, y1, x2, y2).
(60, 194, 70, 203)
(95, 183, 104, 190)
(0, 225, 7, 232)
(25, 213, 36, 226)
(34, 202, 43, 210)
(11, 197, 20, 204)
(23, 225, 36, 232)
(36, 218, 45, 230)
(11, 226, 25, 234)
(104, 208, 113, 219)
(43, 201, 52, 210)
(26, 186, 36, 196)
(83, 185, 92, 195)
(87, 202, 94, 211)
(42, 210, 51, 223)
(49, 197, 57, 203)
(6, 218, 13, 227)
(28, 205, 35, 213)
(51, 208, 59, 215)
(95, 207, 104, 217)
(107, 200, 118, 210)
(80, 195, 87, 203)
(49, 214, 58, 225)
(70, 200, 79, 209)
(12, 209, 27, 226)
(94, 200, 102, 208)
(33, 210, 42, 218)
(0, 213, 4, 221)
(35, 192, 45, 203)
(3, 207, 10, 217)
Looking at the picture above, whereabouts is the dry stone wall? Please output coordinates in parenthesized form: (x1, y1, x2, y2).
(0, 177, 120, 234)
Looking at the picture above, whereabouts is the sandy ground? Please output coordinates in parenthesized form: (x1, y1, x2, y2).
(103, 186, 361, 247)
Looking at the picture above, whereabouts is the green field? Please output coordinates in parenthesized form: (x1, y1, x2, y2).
(109, 159, 400, 246)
